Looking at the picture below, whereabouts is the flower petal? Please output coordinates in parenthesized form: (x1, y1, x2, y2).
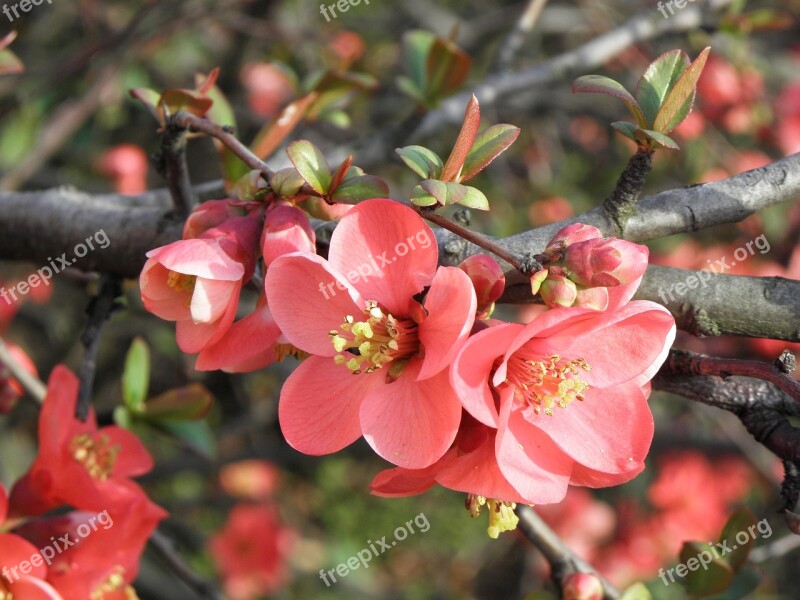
(327, 199, 437, 314)
(452, 322, 522, 428)
(278, 356, 381, 455)
(530, 382, 653, 475)
(417, 267, 476, 381)
(148, 238, 244, 280)
(196, 301, 281, 372)
(360, 361, 461, 469)
(369, 464, 439, 498)
(10, 578, 64, 600)
(190, 278, 239, 323)
(266, 253, 363, 356)
(102, 426, 155, 478)
(176, 282, 241, 354)
(496, 390, 573, 504)
(0, 533, 48, 579)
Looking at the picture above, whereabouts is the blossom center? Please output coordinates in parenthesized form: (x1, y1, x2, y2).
(0, 580, 12, 599)
(274, 343, 310, 362)
(466, 495, 519, 539)
(90, 567, 138, 600)
(70, 433, 120, 481)
(504, 353, 591, 416)
(166, 272, 196, 306)
(328, 301, 419, 376)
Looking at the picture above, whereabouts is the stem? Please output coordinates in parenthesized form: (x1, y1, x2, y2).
(603, 148, 654, 231)
(419, 211, 542, 275)
(161, 120, 196, 216)
(76, 276, 123, 421)
(516, 505, 621, 599)
(149, 529, 227, 600)
(172, 111, 273, 175)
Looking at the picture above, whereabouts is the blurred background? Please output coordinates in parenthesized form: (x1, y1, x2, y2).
(1, 0, 799, 598)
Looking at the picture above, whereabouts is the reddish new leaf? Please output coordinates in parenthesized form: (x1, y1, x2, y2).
(441, 95, 480, 182)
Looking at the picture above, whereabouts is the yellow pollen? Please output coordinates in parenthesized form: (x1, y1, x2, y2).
(274, 344, 310, 362)
(90, 567, 139, 600)
(70, 433, 120, 481)
(166, 271, 196, 293)
(466, 495, 520, 539)
(505, 353, 591, 416)
(329, 300, 419, 376)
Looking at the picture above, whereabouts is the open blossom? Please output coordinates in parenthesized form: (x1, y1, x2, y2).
(531, 223, 649, 311)
(9, 366, 158, 517)
(195, 204, 315, 373)
(140, 211, 262, 354)
(266, 199, 477, 469)
(451, 301, 675, 505)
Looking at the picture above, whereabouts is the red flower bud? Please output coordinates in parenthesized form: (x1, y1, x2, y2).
(574, 286, 609, 311)
(548, 223, 603, 247)
(459, 255, 505, 319)
(563, 573, 604, 600)
(563, 238, 649, 288)
(539, 268, 578, 308)
(183, 200, 240, 239)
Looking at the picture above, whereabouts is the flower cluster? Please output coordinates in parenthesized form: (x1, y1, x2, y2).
(141, 196, 675, 538)
(1, 366, 166, 599)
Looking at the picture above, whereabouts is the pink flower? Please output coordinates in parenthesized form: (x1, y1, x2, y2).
(266, 199, 477, 468)
(261, 204, 316, 267)
(452, 302, 675, 504)
(140, 212, 262, 354)
(458, 255, 505, 319)
(183, 200, 241, 239)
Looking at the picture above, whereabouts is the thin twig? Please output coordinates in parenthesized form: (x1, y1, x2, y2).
(494, 0, 549, 70)
(76, 276, 123, 421)
(603, 148, 654, 232)
(419, 211, 542, 276)
(0, 338, 46, 404)
(516, 505, 620, 599)
(172, 111, 273, 176)
(160, 120, 196, 216)
(149, 529, 227, 600)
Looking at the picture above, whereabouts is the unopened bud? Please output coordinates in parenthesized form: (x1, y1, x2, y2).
(573, 286, 609, 311)
(459, 255, 505, 319)
(563, 238, 648, 288)
(261, 204, 316, 266)
(563, 573, 604, 600)
(539, 269, 578, 308)
(183, 200, 240, 239)
(548, 223, 603, 247)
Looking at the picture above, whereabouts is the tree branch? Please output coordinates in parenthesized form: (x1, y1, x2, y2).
(516, 505, 620, 599)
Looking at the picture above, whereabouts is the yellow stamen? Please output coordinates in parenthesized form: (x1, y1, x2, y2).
(90, 567, 139, 600)
(328, 300, 419, 377)
(505, 353, 591, 416)
(274, 344, 310, 362)
(466, 495, 520, 538)
(70, 433, 120, 481)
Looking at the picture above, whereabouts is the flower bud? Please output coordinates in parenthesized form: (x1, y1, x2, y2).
(563, 238, 649, 288)
(261, 204, 316, 267)
(539, 269, 578, 308)
(459, 255, 505, 319)
(529, 268, 549, 296)
(573, 286, 609, 311)
(563, 573, 604, 600)
(548, 223, 602, 247)
(183, 200, 240, 239)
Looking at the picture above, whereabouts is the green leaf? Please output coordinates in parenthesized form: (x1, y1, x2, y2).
(330, 175, 390, 204)
(269, 167, 306, 198)
(679, 541, 734, 597)
(411, 184, 439, 207)
(441, 95, 481, 182)
(619, 582, 653, 600)
(287, 140, 331, 195)
(459, 186, 490, 210)
(122, 338, 150, 413)
(396, 145, 443, 179)
(231, 170, 269, 202)
(653, 47, 711, 133)
(573, 75, 647, 128)
(143, 383, 214, 422)
(396, 75, 426, 103)
(636, 128, 680, 150)
(611, 121, 639, 142)
(718, 507, 758, 571)
(425, 36, 471, 102)
(159, 88, 213, 119)
(403, 30, 436, 92)
(636, 49, 690, 126)
(461, 124, 521, 181)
